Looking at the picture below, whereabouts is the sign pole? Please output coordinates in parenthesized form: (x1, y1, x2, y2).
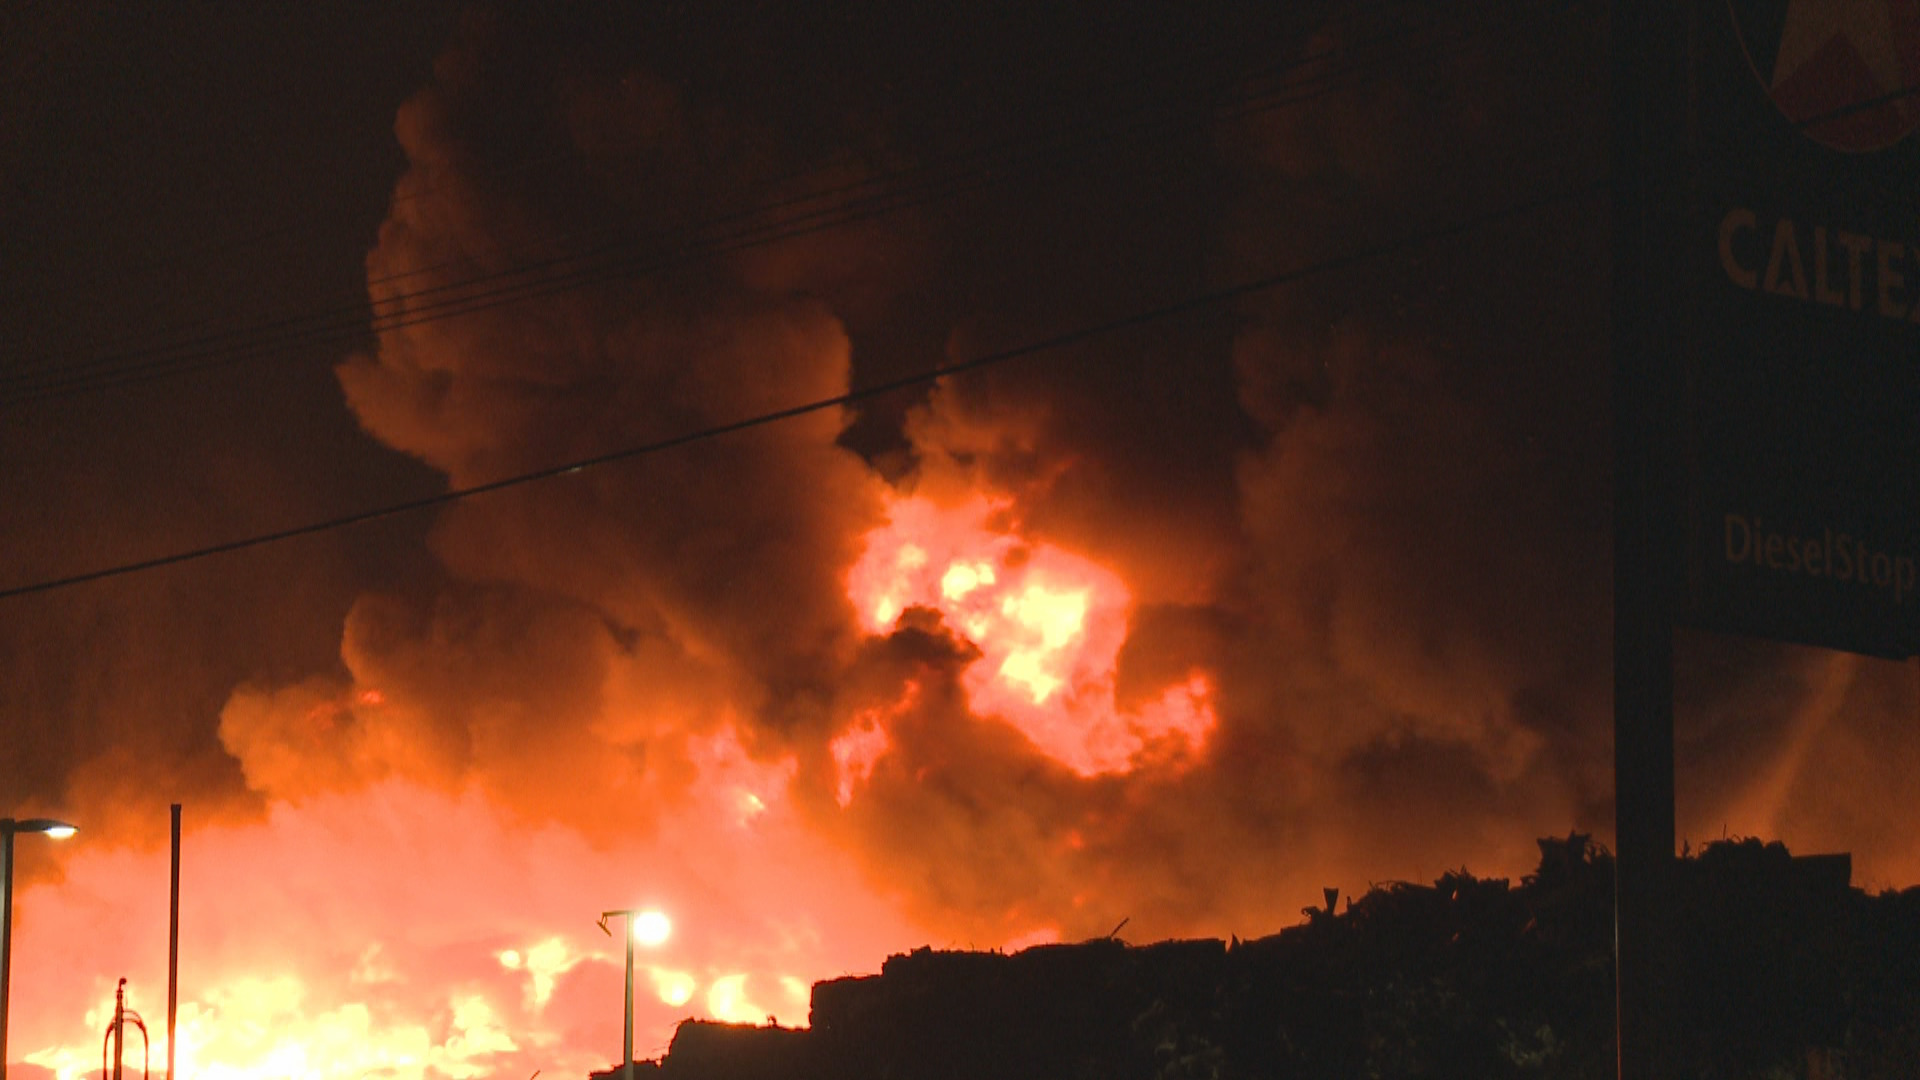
(1616, 0, 1920, 1071)
(168, 804, 180, 1080)
(1613, 0, 1684, 1076)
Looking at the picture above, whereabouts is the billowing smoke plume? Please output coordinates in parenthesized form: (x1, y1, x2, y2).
(306, 2, 1920, 929)
(10, 3, 1920, 1076)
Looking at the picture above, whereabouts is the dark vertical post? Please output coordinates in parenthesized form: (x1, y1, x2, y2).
(1, 828, 13, 1080)
(111, 980, 125, 1080)
(168, 805, 180, 1080)
(1613, 0, 1686, 1077)
(623, 925, 635, 1080)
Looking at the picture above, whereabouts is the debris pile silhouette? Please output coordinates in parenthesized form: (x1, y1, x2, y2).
(596, 835, 1920, 1079)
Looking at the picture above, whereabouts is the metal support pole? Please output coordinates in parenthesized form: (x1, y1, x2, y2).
(112, 980, 125, 1080)
(1612, 1, 1687, 1076)
(168, 805, 180, 1080)
(623, 926, 634, 1080)
(2, 828, 13, 1080)
(0, 819, 73, 1080)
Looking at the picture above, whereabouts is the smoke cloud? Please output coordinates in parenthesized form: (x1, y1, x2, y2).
(9, 4, 1920, 1075)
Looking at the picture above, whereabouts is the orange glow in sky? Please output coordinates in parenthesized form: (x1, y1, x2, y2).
(7, 500, 1218, 1080)
(7, 762, 924, 1080)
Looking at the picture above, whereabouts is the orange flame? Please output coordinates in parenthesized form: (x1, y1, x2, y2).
(9, 733, 923, 1080)
(10, 501, 1220, 1080)
(846, 494, 1216, 776)
(831, 682, 917, 807)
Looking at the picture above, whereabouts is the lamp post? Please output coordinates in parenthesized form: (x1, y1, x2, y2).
(597, 908, 671, 1080)
(2, 817, 77, 1080)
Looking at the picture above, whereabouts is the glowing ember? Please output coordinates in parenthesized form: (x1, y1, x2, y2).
(847, 494, 1217, 776)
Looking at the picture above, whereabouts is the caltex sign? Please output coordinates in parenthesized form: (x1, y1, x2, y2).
(1730, 0, 1920, 152)
(1682, 1, 1920, 657)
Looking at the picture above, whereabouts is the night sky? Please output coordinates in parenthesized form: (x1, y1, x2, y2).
(2, 2, 1916, 1077)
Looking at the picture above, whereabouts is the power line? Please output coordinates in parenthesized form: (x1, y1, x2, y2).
(2, 0, 1397, 323)
(0, 0, 1314, 370)
(1, 0, 1572, 407)
(1, 11, 1408, 395)
(0, 176, 1603, 602)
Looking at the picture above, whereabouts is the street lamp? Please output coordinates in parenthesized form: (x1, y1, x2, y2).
(2, 818, 77, 1080)
(597, 908, 671, 1080)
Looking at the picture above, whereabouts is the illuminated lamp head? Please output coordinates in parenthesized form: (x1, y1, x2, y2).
(632, 909, 672, 947)
(2, 818, 78, 840)
(598, 907, 673, 948)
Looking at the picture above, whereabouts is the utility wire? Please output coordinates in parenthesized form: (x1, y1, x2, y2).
(5, 0, 1402, 318)
(0, 176, 1603, 602)
(0, 0, 1336, 364)
(2, 0, 1562, 406)
(1, 6, 1421, 396)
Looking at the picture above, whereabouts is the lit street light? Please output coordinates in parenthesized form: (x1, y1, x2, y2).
(2, 818, 77, 1080)
(597, 908, 672, 1080)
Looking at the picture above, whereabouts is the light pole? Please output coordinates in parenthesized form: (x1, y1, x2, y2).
(2, 817, 77, 1080)
(597, 908, 671, 1080)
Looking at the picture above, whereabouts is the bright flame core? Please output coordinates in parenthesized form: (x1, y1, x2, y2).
(847, 494, 1216, 776)
(12, 765, 923, 1080)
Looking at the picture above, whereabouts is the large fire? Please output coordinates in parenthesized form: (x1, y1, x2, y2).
(5, 492, 1219, 1080)
(8, 767, 919, 1080)
(22, 6, 1920, 1075)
